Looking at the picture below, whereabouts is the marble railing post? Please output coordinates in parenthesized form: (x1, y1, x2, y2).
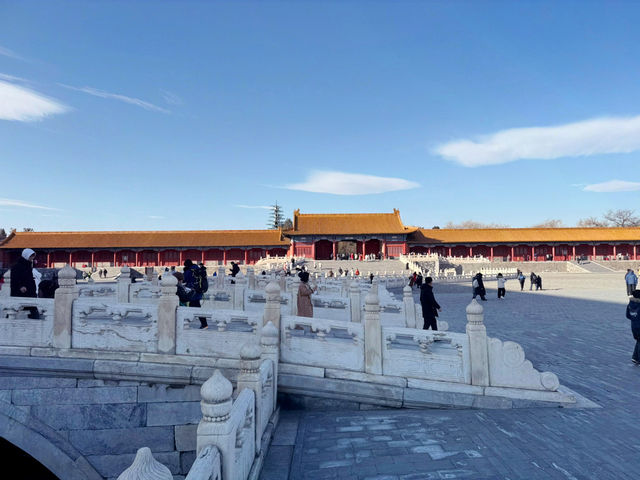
(116, 447, 172, 480)
(364, 290, 382, 375)
(151, 270, 159, 286)
(341, 277, 349, 297)
(158, 274, 178, 355)
(403, 285, 417, 328)
(371, 277, 379, 296)
(466, 299, 489, 386)
(196, 370, 234, 456)
(117, 266, 131, 303)
(247, 267, 256, 290)
(261, 321, 279, 402)
(53, 265, 77, 349)
(237, 343, 263, 453)
(263, 281, 281, 329)
(0, 269, 10, 297)
(290, 276, 300, 316)
(349, 282, 361, 323)
(217, 266, 225, 288)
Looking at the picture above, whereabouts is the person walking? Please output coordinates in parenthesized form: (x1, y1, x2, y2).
(536, 275, 543, 290)
(530, 272, 537, 291)
(497, 273, 506, 299)
(420, 277, 441, 330)
(183, 259, 207, 329)
(625, 269, 638, 296)
(297, 271, 316, 317)
(472, 273, 487, 301)
(416, 273, 423, 288)
(10, 248, 39, 318)
(518, 272, 526, 291)
(626, 290, 640, 364)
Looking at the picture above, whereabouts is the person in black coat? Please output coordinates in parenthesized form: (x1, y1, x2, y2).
(626, 290, 640, 364)
(420, 277, 441, 330)
(10, 248, 39, 318)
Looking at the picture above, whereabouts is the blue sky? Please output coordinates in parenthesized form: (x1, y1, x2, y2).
(1, 1, 640, 233)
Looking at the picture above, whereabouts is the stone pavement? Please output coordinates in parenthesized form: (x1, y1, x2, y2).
(260, 272, 640, 479)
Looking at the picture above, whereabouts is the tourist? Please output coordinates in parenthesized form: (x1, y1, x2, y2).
(338, 267, 343, 276)
(497, 273, 506, 299)
(297, 271, 316, 317)
(472, 273, 487, 301)
(530, 272, 537, 291)
(518, 271, 526, 291)
(103, 268, 108, 278)
(536, 275, 542, 290)
(98, 269, 102, 279)
(420, 276, 441, 330)
(10, 248, 39, 318)
(369, 272, 374, 283)
(626, 290, 640, 364)
(328, 269, 334, 278)
(183, 259, 207, 329)
(625, 269, 638, 296)
(416, 273, 423, 288)
(355, 269, 360, 276)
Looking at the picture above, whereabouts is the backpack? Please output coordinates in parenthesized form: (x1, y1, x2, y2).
(194, 266, 209, 294)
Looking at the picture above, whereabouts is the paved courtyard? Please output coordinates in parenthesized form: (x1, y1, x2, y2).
(260, 272, 640, 480)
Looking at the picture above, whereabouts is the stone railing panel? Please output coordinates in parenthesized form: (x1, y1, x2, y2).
(77, 284, 117, 298)
(130, 283, 161, 303)
(0, 297, 54, 347)
(176, 308, 261, 358)
(201, 288, 234, 310)
(280, 315, 365, 371)
(382, 326, 470, 383)
(72, 300, 158, 352)
(184, 445, 221, 480)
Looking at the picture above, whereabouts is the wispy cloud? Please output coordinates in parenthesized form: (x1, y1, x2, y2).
(284, 171, 420, 195)
(234, 204, 272, 209)
(0, 72, 30, 83)
(583, 180, 640, 193)
(0, 80, 68, 122)
(435, 115, 640, 167)
(0, 46, 25, 61)
(160, 89, 183, 106)
(147, 215, 166, 219)
(0, 198, 60, 210)
(59, 84, 169, 113)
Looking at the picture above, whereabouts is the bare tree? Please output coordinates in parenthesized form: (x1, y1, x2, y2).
(281, 218, 293, 230)
(0, 228, 6, 241)
(444, 220, 509, 229)
(22, 227, 34, 232)
(602, 209, 640, 227)
(531, 219, 564, 228)
(576, 216, 609, 228)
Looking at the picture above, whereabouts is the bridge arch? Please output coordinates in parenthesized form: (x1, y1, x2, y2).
(0, 401, 101, 480)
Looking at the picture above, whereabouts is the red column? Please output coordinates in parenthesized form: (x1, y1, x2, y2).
(448, 246, 452, 256)
(332, 241, 337, 259)
(157, 251, 161, 266)
(201, 250, 205, 264)
(179, 250, 184, 265)
(223, 250, 227, 265)
(113, 251, 117, 266)
(68, 251, 73, 266)
(47, 252, 51, 268)
(244, 249, 249, 264)
(531, 246, 535, 261)
(592, 245, 596, 259)
(490, 246, 494, 261)
(312, 241, 317, 260)
(552, 246, 556, 261)
(135, 251, 140, 267)
(468, 246, 472, 258)
(613, 245, 617, 258)
(427, 247, 431, 255)
(361, 241, 366, 258)
(91, 251, 95, 267)
(634, 245, 637, 260)
(572, 245, 576, 260)
(510, 246, 514, 260)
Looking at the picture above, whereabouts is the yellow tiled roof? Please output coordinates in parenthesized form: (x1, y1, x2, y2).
(0, 230, 290, 249)
(408, 227, 640, 244)
(287, 209, 413, 236)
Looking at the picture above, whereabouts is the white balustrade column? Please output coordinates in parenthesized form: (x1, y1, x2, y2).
(53, 265, 77, 349)
(157, 274, 178, 355)
(466, 299, 489, 386)
(290, 276, 300, 316)
(263, 281, 282, 329)
(233, 282, 244, 310)
(364, 291, 382, 375)
(403, 285, 417, 328)
(0, 269, 10, 297)
(349, 282, 361, 323)
(237, 343, 263, 453)
(216, 266, 225, 288)
(247, 267, 256, 290)
(260, 321, 279, 403)
(117, 266, 131, 303)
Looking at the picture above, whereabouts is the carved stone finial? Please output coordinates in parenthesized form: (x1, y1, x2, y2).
(160, 273, 177, 287)
(265, 280, 280, 295)
(58, 265, 76, 280)
(466, 299, 484, 325)
(262, 321, 278, 338)
(116, 447, 172, 480)
(200, 370, 233, 422)
(120, 265, 130, 274)
(402, 285, 412, 297)
(240, 342, 262, 360)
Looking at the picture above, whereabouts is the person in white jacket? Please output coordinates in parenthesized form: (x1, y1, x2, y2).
(497, 273, 506, 299)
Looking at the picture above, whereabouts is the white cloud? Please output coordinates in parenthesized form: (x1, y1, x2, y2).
(160, 89, 183, 106)
(60, 84, 169, 113)
(0, 46, 25, 61)
(435, 115, 640, 167)
(234, 205, 272, 209)
(285, 171, 420, 195)
(147, 215, 166, 219)
(0, 80, 68, 122)
(583, 180, 640, 193)
(0, 73, 29, 83)
(0, 198, 60, 210)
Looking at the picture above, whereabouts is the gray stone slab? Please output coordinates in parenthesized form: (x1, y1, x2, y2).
(402, 388, 476, 409)
(0, 355, 95, 377)
(138, 384, 202, 403)
(0, 375, 77, 389)
(12, 386, 137, 405)
(147, 401, 202, 426)
(32, 403, 147, 430)
(87, 451, 180, 477)
(174, 425, 197, 451)
(191, 366, 239, 384)
(180, 451, 197, 474)
(69, 426, 175, 455)
(94, 360, 193, 384)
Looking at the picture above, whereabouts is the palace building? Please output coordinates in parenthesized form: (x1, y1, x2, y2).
(1, 209, 640, 268)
